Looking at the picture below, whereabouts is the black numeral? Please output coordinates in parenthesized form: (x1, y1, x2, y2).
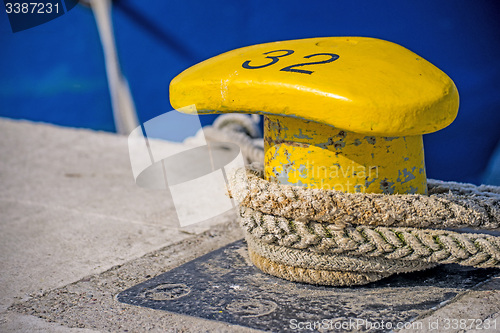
(242, 50, 339, 74)
(280, 53, 339, 75)
(242, 49, 294, 69)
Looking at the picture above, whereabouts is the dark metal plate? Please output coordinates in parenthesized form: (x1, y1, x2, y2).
(117, 240, 498, 332)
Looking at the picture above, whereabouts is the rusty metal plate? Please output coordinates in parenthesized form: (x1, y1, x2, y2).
(117, 240, 498, 332)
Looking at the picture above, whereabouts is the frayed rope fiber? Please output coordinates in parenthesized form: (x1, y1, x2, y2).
(228, 165, 500, 286)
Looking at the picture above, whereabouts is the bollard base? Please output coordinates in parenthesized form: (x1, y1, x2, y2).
(117, 239, 498, 332)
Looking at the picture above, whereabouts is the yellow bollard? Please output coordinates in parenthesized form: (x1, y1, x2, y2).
(264, 116, 426, 194)
(170, 37, 459, 194)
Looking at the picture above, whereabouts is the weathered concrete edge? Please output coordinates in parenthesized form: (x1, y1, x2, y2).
(5, 219, 263, 333)
(0, 312, 98, 333)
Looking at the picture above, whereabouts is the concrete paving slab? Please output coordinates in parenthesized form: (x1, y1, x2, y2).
(0, 118, 234, 330)
(0, 313, 98, 333)
(0, 118, 176, 227)
(8, 220, 260, 332)
(0, 200, 189, 312)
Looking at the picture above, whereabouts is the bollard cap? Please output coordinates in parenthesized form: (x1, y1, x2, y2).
(170, 37, 459, 136)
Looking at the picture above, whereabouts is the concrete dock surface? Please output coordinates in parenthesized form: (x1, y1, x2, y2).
(1, 118, 498, 332)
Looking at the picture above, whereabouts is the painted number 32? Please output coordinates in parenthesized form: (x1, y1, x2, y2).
(242, 49, 339, 75)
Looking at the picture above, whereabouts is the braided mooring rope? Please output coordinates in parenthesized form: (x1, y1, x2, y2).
(204, 114, 500, 286)
(227, 164, 500, 285)
(241, 206, 500, 267)
(230, 167, 500, 230)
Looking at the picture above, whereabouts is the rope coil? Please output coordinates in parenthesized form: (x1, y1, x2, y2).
(227, 167, 500, 285)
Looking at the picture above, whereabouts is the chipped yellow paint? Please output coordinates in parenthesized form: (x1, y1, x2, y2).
(170, 37, 459, 137)
(264, 116, 427, 194)
(170, 37, 459, 194)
